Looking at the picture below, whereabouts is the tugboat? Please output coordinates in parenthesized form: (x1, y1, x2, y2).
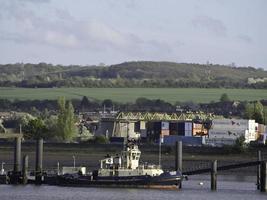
(46, 139, 182, 189)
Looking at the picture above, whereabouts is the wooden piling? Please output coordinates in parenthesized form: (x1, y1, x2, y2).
(10, 137, 22, 184)
(13, 137, 21, 173)
(175, 141, 182, 172)
(211, 160, 217, 191)
(257, 150, 262, 190)
(35, 138, 43, 184)
(260, 161, 267, 192)
(175, 141, 182, 188)
(22, 155, 28, 184)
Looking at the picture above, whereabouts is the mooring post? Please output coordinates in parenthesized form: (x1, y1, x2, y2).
(14, 137, 21, 173)
(257, 150, 262, 190)
(175, 141, 182, 171)
(57, 162, 60, 175)
(211, 160, 217, 191)
(35, 138, 43, 185)
(260, 161, 267, 192)
(22, 155, 28, 184)
(11, 137, 22, 184)
(175, 141, 182, 188)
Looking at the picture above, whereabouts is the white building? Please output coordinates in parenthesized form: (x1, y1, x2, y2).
(207, 119, 258, 146)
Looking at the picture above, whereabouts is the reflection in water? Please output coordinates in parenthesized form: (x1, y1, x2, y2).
(0, 175, 266, 200)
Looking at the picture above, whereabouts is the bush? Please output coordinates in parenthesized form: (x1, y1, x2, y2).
(233, 135, 247, 153)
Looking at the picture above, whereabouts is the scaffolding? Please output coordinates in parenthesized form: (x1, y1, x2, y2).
(115, 111, 221, 122)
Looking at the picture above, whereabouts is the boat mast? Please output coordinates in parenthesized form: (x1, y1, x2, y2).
(158, 135, 162, 167)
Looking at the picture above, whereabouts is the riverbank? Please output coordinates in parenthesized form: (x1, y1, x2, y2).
(0, 142, 266, 175)
(1, 175, 267, 200)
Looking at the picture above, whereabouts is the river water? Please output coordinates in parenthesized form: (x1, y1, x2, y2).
(0, 175, 266, 200)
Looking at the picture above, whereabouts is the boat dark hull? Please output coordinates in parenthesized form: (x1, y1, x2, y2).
(44, 171, 182, 189)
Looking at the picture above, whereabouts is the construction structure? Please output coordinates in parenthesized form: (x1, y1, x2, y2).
(96, 112, 222, 144)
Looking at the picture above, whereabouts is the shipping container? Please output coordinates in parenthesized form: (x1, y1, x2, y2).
(170, 122, 178, 135)
(185, 122, 192, 131)
(146, 122, 161, 141)
(140, 130, 147, 138)
(161, 121, 169, 130)
(184, 130, 192, 137)
(140, 121, 146, 130)
(177, 122, 185, 136)
(193, 123, 203, 129)
(161, 129, 170, 137)
(192, 123, 208, 136)
(134, 121, 140, 132)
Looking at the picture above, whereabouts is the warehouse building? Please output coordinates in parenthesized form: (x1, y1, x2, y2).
(207, 119, 258, 146)
(96, 112, 217, 145)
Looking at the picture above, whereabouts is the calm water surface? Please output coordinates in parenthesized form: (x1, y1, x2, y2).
(0, 175, 267, 200)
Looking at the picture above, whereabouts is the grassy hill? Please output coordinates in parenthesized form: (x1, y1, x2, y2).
(0, 61, 267, 88)
(0, 87, 267, 103)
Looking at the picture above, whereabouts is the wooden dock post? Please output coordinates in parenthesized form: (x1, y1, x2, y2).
(22, 155, 28, 184)
(13, 137, 21, 173)
(10, 137, 22, 184)
(211, 160, 217, 191)
(35, 138, 43, 185)
(257, 150, 262, 190)
(175, 141, 182, 188)
(260, 161, 267, 192)
(175, 141, 182, 172)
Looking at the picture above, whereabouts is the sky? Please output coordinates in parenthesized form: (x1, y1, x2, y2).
(0, 0, 266, 69)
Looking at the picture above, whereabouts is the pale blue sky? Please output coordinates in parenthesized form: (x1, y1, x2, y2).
(0, 0, 266, 68)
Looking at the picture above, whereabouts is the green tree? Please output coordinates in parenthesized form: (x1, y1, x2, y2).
(233, 135, 247, 152)
(23, 118, 47, 139)
(244, 103, 253, 119)
(102, 99, 113, 108)
(264, 106, 267, 125)
(0, 121, 6, 133)
(44, 115, 58, 140)
(57, 97, 77, 141)
(220, 93, 230, 102)
(80, 96, 90, 111)
(245, 101, 264, 124)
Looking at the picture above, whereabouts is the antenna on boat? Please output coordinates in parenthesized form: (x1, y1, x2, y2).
(159, 134, 163, 167)
(73, 155, 76, 169)
(123, 121, 129, 151)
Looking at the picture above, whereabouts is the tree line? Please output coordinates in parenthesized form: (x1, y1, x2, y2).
(1, 94, 266, 125)
(1, 61, 266, 88)
(1, 94, 266, 142)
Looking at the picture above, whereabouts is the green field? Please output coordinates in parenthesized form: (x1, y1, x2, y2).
(0, 87, 266, 103)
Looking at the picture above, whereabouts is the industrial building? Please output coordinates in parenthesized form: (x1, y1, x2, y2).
(207, 119, 258, 146)
(94, 112, 266, 146)
(95, 112, 213, 145)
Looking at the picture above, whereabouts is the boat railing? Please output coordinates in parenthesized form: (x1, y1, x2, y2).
(139, 163, 161, 170)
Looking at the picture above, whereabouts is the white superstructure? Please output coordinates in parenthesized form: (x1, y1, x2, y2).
(98, 141, 163, 177)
